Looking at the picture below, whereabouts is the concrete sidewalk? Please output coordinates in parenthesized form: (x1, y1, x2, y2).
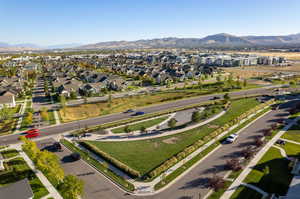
(82, 109, 226, 142)
(220, 116, 300, 199)
(13, 144, 63, 199)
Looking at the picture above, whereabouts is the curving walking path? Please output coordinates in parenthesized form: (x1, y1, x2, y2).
(81, 109, 226, 142)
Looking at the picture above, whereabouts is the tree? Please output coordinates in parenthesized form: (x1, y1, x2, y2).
(59, 175, 84, 199)
(59, 95, 67, 116)
(168, 118, 177, 129)
(70, 91, 77, 99)
(124, 125, 131, 134)
(226, 159, 242, 171)
(191, 111, 201, 123)
(263, 128, 272, 137)
(140, 126, 146, 133)
(223, 93, 230, 101)
(208, 175, 226, 191)
(40, 108, 49, 122)
(254, 137, 264, 147)
(241, 147, 255, 160)
(243, 79, 247, 87)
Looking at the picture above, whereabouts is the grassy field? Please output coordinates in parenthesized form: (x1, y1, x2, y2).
(111, 116, 169, 134)
(282, 142, 300, 156)
(59, 83, 259, 122)
(282, 124, 300, 143)
(86, 98, 260, 176)
(0, 157, 49, 199)
(240, 147, 293, 197)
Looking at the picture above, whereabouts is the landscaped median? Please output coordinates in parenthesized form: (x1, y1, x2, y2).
(81, 98, 273, 180)
(61, 97, 274, 194)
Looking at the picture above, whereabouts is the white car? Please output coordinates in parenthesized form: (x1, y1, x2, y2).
(225, 133, 238, 143)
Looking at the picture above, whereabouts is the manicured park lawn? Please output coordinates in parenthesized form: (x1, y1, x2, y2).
(282, 124, 300, 143)
(241, 147, 293, 197)
(282, 142, 300, 156)
(86, 98, 260, 176)
(0, 157, 49, 199)
(230, 186, 262, 199)
(111, 116, 169, 134)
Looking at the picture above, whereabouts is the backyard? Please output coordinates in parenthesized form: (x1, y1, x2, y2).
(84, 98, 260, 176)
(0, 104, 21, 135)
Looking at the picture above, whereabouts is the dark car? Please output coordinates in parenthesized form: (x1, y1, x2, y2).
(53, 142, 62, 151)
(134, 111, 145, 116)
(70, 152, 81, 161)
(124, 109, 134, 113)
(211, 96, 221, 100)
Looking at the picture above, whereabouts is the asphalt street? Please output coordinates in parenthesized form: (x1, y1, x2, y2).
(0, 85, 292, 146)
(34, 95, 296, 199)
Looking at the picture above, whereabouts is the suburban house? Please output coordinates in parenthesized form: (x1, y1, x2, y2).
(0, 94, 16, 109)
(0, 179, 34, 199)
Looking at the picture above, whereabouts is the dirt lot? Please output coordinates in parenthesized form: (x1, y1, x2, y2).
(225, 51, 300, 61)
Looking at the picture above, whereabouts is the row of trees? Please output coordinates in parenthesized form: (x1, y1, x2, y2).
(20, 137, 84, 199)
(149, 99, 274, 178)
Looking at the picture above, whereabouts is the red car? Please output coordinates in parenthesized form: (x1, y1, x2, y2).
(25, 129, 39, 134)
(25, 132, 40, 138)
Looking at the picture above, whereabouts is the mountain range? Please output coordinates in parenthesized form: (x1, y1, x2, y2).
(78, 33, 300, 49)
(2, 33, 300, 52)
(0, 43, 81, 52)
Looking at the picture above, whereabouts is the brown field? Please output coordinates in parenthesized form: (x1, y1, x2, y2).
(225, 51, 300, 61)
(59, 91, 201, 122)
(223, 67, 273, 79)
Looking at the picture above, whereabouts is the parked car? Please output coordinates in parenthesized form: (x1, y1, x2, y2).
(25, 128, 39, 134)
(124, 109, 134, 113)
(25, 132, 40, 139)
(53, 142, 62, 151)
(70, 152, 81, 161)
(211, 96, 221, 100)
(134, 111, 145, 116)
(225, 133, 238, 143)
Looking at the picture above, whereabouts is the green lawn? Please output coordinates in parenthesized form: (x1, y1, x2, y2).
(0, 149, 19, 159)
(282, 142, 300, 157)
(86, 98, 260, 176)
(282, 124, 300, 143)
(241, 147, 293, 197)
(48, 110, 56, 125)
(0, 105, 21, 135)
(111, 116, 169, 134)
(0, 157, 49, 199)
(230, 185, 262, 199)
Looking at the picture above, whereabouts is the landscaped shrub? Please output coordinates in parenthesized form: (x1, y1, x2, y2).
(80, 141, 141, 178)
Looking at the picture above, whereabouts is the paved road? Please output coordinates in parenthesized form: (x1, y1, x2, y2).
(35, 96, 296, 199)
(0, 85, 294, 146)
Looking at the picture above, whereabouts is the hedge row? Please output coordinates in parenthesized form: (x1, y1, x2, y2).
(79, 141, 141, 178)
(148, 99, 274, 178)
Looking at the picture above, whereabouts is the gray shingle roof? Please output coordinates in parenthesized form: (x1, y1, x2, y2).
(0, 179, 33, 199)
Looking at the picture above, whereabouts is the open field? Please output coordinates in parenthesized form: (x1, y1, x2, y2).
(282, 142, 300, 156)
(85, 98, 259, 176)
(240, 147, 293, 198)
(0, 157, 49, 199)
(222, 67, 273, 79)
(60, 83, 259, 122)
(111, 116, 169, 134)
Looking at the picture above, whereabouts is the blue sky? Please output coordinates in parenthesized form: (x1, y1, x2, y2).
(1, 0, 300, 45)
